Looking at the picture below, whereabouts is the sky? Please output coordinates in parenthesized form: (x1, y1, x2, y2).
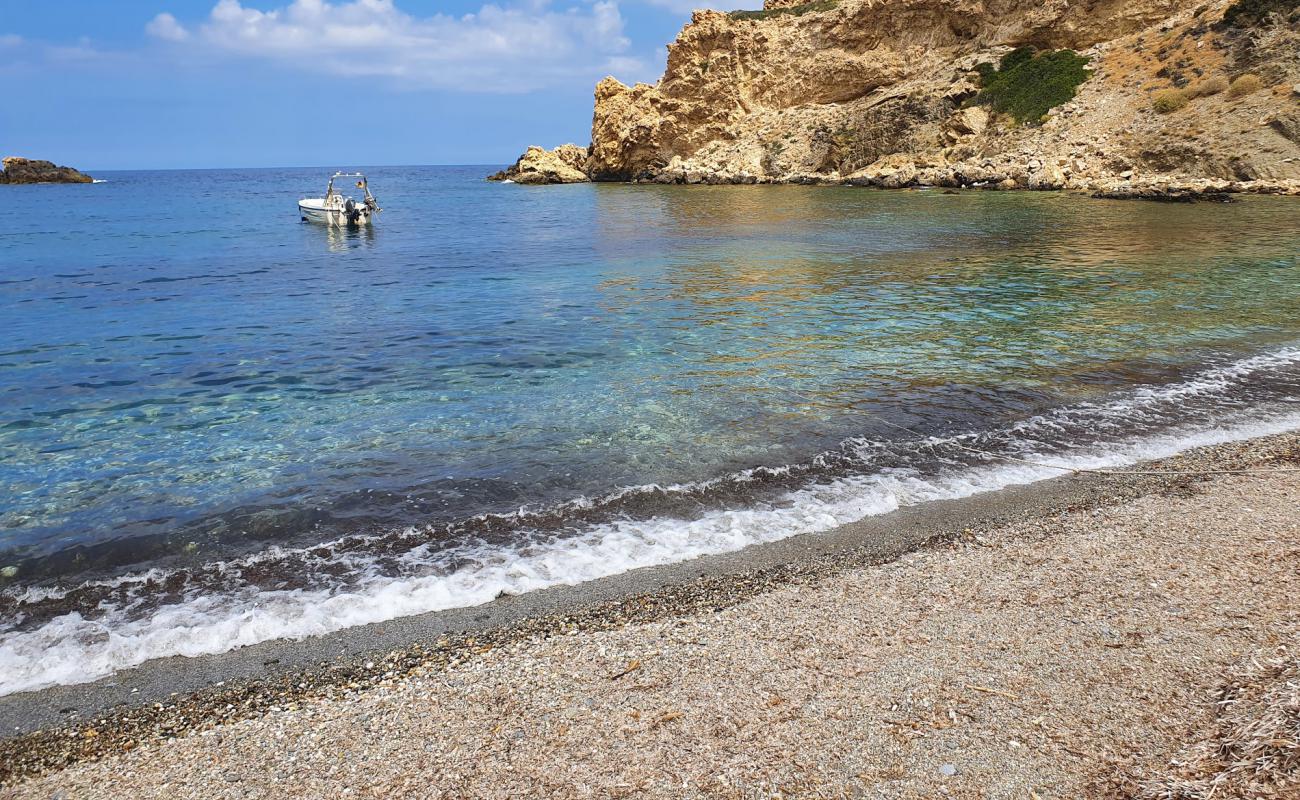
(0, 0, 748, 169)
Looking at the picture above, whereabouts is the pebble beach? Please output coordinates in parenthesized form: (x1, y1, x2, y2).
(3, 432, 1299, 799)
(6, 0, 1300, 796)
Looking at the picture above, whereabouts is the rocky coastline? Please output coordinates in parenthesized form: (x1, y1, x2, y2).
(0, 157, 94, 185)
(490, 0, 1300, 198)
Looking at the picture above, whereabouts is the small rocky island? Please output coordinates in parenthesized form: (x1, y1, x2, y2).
(0, 157, 94, 184)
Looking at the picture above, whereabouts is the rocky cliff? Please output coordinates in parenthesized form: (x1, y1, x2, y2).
(497, 0, 1300, 194)
(0, 157, 94, 184)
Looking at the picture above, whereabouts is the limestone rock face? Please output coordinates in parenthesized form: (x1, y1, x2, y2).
(488, 144, 590, 184)
(498, 0, 1300, 193)
(583, 0, 1192, 181)
(944, 107, 989, 140)
(0, 157, 94, 184)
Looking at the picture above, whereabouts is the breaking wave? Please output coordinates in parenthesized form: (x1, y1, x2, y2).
(2, 345, 1299, 697)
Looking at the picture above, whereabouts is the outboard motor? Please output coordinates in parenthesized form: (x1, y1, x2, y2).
(344, 197, 362, 225)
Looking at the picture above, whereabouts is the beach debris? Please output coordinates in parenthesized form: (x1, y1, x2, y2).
(609, 659, 641, 680)
(965, 684, 1020, 700)
(650, 710, 683, 729)
(1135, 647, 1300, 798)
(938, 763, 958, 777)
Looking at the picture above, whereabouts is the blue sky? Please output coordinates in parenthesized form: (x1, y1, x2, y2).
(0, 0, 745, 169)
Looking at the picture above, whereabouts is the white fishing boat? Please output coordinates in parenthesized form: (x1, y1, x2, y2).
(299, 172, 380, 226)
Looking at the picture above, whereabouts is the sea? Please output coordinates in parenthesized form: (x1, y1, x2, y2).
(2, 165, 1299, 696)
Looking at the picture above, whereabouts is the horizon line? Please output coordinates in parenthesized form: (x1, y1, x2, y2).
(71, 163, 510, 173)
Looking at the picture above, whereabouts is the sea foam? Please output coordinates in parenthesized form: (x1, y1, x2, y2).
(2, 346, 1299, 696)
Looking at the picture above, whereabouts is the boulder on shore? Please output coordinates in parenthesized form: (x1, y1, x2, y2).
(0, 157, 94, 184)
(487, 144, 590, 184)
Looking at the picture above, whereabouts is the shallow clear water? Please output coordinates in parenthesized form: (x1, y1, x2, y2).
(2, 167, 1299, 694)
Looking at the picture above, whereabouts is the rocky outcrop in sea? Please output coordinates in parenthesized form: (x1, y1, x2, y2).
(0, 157, 94, 184)
(487, 144, 590, 184)
(494, 0, 1300, 196)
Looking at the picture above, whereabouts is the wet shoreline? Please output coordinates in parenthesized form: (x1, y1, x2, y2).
(7, 340, 1300, 697)
(3, 429, 1298, 788)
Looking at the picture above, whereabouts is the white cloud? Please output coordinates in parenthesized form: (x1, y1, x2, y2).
(0, 34, 23, 47)
(45, 36, 117, 63)
(145, 13, 190, 42)
(145, 0, 652, 91)
(638, 0, 752, 12)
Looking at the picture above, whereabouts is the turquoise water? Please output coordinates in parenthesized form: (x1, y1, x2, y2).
(2, 167, 1299, 693)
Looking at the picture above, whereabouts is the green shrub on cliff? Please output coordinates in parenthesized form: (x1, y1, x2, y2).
(998, 46, 1038, 72)
(729, 0, 837, 20)
(1221, 0, 1299, 27)
(971, 48, 1092, 125)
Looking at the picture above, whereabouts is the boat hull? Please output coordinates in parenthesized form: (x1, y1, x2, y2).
(298, 199, 373, 227)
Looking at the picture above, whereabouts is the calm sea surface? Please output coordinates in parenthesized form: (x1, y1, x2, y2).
(2, 166, 1299, 693)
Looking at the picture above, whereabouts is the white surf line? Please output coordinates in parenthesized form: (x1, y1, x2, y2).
(2, 401, 1299, 697)
(4, 344, 1300, 695)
